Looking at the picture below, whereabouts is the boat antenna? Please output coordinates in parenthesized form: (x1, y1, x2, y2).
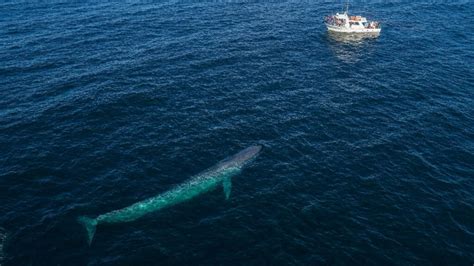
(345, 1, 349, 14)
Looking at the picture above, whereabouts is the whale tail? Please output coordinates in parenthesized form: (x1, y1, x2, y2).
(78, 216, 97, 246)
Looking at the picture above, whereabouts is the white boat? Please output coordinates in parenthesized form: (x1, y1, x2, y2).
(324, 4, 381, 34)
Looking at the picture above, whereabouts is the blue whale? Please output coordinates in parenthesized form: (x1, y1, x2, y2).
(78, 145, 262, 245)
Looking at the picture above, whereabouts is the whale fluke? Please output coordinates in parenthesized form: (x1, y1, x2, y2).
(78, 216, 97, 246)
(0, 227, 7, 264)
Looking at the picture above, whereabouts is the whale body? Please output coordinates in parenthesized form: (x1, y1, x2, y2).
(78, 145, 262, 245)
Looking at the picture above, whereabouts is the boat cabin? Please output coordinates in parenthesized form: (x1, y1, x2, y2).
(324, 12, 381, 33)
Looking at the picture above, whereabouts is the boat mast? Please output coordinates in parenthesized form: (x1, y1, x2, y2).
(344, 0, 349, 14)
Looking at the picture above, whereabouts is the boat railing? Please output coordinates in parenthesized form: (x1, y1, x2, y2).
(324, 15, 346, 26)
(366, 21, 381, 29)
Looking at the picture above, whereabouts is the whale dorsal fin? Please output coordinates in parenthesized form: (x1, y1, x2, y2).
(223, 177, 232, 200)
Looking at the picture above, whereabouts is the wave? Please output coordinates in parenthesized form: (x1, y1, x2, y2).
(0, 228, 6, 265)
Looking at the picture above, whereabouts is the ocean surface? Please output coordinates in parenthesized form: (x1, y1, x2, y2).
(1, 1, 473, 265)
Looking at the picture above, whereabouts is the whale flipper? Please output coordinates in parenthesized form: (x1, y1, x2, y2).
(223, 177, 232, 200)
(78, 216, 97, 246)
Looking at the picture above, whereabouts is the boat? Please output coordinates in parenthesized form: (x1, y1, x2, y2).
(324, 3, 381, 34)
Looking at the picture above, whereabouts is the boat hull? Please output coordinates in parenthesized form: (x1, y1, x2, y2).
(326, 24, 381, 33)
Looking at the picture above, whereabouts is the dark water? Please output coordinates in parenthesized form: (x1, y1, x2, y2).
(1, 1, 473, 265)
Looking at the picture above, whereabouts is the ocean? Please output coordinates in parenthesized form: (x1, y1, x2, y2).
(0, 1, 473, 265)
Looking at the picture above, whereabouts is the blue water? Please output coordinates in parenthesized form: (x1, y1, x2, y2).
(1, 1, 473, 265)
